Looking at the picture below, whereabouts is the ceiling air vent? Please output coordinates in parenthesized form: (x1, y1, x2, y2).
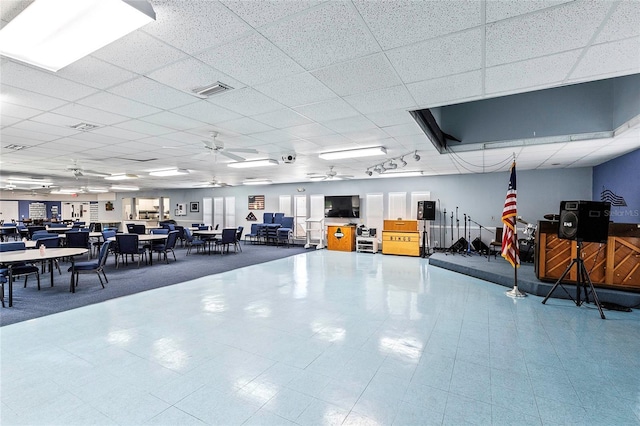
(193, 82, 233, 98)
(4, 144, 27, 150)
(70, 122, 100, 131)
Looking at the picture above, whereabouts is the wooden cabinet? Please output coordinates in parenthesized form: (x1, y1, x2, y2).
(536, 221, 640, 291)
(327, 225, 356, 252)
(382, 220, 420, 257)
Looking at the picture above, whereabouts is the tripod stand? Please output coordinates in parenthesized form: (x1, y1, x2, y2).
(421, 220, 430, 258)
(541, 240, 605, 319)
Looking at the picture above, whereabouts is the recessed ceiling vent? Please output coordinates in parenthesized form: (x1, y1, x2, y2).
(192, 81, 233, 98)
(4, 144, 26, 150)
(70, 122, 100, 131)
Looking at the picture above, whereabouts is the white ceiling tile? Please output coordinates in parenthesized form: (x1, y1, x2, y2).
(1, 115, 21, 127)
(108, 77, 199, 110)
(66, 132, 128, 145)
(569, 37, 640, 81)
(306, 133, 355, 148)
(206, 87, 285, 116)
(486, 0, 573, 23)
(252, 109, 313, 129)
(275, 139, 321, 155)
(50, 104, 128, 126)
(216, 117, 274, 135)
(355, 0, 481, 50)
(249, 129, 296, 144)
(140, 111, 206, 131)
(365, 109, 415, 127)
(383, 123, 423, 138)
(485, 50, 582, 94)
(56, 56, 137, 90)
(12, 120, 79, 138)
(285, 123, 335, 139)
(485, 1, 612, 67)
(387, 29, 482, 84)
(146, 57, 243, 95)
(197, 32, 305, 86)
(345, 86, 417, 115)
(2, 126, 59, 142)
(1, 61, 98, 101)
(113, 119, 175, 137)
(311, 53, 402, 96)
(0, 102, 42, 120)
(77, 92, 162, 118)
(171, 101, 243, 125)
(407, 70, 483, 108)
(321, 115, 377, 134)
(342, 129, 391, 143)
(221, 0, 322, 28)
(293, 98, 359, 122)
(1, 85, 68, 111)
(53, 138, 110, 151)
(255, 72, 336, 108)
(261, 2, 379, 70)
(92, 30, 187, 74)
(90, 126, 147, 141)
(595, 0, 640, 44)
(143, 1, 251, 54)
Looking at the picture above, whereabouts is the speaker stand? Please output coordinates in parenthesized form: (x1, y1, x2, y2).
(421, 221, 430, 258)
(541, 240, 605, 319)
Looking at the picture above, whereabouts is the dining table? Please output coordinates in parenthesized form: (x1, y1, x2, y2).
(0, 247, 89, 307)
(192, 229, 222, 254)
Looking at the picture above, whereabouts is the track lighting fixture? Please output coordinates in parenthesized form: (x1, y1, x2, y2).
(365, 151, 420, 176)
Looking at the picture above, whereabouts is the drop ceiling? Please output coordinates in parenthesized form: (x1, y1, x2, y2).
(1, 0, 639, 193)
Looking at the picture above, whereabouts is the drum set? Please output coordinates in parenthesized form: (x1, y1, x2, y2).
(517, 217, 537, 262)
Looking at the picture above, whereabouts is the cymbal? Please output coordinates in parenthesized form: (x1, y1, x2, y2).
(516, 218, 529, 225)
(544, 214, 560, 221)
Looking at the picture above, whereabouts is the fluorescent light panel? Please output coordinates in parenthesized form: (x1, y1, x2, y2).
(7, 179, 53, 186)
(242, 180, 272, 185)
(379, 171, 424, 178)
(104, 174, 138, 180)
(228, 159, 278, 169)
(149, 169, 189, 177)
(0, 0, 156, 72)
(319, 146, 386, 160)
(110, 185, 139, 191)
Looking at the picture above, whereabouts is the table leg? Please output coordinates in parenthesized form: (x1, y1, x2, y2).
(49, 259, 54, 287)
(69, 258, 76, 293)
(8, 265, 13, 307)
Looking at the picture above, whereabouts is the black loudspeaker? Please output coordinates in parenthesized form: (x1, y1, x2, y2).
(472, 237, 488, 253)
(417, 201, 436, 220)
(558, 200, 610, 243)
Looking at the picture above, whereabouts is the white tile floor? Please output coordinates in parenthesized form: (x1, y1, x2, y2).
(1, 250, 639, 425)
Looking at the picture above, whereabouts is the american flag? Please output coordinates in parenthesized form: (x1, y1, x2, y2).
(501, 162, 520, 268)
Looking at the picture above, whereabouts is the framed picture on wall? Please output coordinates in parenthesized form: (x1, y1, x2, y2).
(190, 202, 200, 213)
(248, 195, 265, 210)
(175, 203, 187, 216)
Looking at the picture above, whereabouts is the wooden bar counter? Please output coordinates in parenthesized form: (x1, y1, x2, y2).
(535, 220, 640, 291)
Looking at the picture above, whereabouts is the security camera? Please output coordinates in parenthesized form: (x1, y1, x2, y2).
(282, 154, 296, 163)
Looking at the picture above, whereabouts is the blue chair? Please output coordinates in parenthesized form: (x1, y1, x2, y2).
(0, 225, 18, 242)
(184, 228, 205, 255)
(277, 217, 294, 247)
(31, 230, 55, 240)
(35, 236, 61, 275)
(65, 231, 91, 260)
(114, 234, 146, 268)
(69, 241, 112, 289)
(274, 213, 285, 225)
(234, 226, 244, 252)
(152, 231, 179, 263)
(263, 213, 274, 224)
(0, 242, 40, 290)
(132, 224, 146, 235)
(244, 223, 259, 245)
(213, 228, 238, 254)
(27, 226, 46, 239)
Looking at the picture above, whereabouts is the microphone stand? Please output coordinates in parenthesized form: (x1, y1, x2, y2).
(469, 218, 490, 257)
(443, 208, 447, 255)
(456, 207, 460, 242)
(450, 211, 454, 255)
(467, 215, 472, 254)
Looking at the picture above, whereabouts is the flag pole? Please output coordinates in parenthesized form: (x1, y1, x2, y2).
(506, 154, 526, 298)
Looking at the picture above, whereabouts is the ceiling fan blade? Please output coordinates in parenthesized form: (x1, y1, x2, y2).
(226, 148, 258, 154)
(202, 139, 215, 149)
(220, 151, 246, 162)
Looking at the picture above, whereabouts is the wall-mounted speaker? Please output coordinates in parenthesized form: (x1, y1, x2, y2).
(417, 201, 436, 221)
(558, 200, 610, 243)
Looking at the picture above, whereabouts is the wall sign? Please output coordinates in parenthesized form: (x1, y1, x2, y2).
(190, 201, 200, 212)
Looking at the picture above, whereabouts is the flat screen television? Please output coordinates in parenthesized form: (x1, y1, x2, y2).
(324, 195, 360, 218)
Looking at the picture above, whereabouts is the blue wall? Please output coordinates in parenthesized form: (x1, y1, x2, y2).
(593, 149, 640, 223)
(17, 201, 62, 221)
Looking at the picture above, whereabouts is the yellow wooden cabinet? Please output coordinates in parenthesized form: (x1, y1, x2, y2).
(327, 225, 356, 252)
(382, 220, 420, 257)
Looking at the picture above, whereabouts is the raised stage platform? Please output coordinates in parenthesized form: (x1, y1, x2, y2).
(427, 252, 640, 309)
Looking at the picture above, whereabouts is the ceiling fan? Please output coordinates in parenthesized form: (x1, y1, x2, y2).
(201, 132, 258, 162)
(195, 177, 232, 188)
(65, 160, 109, 178)
(307, 166, 354, 181)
